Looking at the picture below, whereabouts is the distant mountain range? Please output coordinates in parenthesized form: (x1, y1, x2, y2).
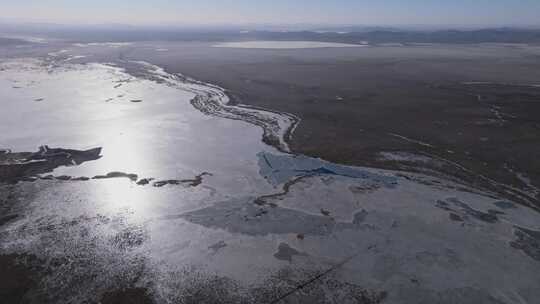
(234, 28, 540, 44)
(0, 37, 31, 46)
(1, 22, 540, 44)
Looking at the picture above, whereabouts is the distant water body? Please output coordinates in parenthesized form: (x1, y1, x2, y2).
(213, 41, 365, 49)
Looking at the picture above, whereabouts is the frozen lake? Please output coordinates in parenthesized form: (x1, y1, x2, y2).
(1, 50, 539, 304)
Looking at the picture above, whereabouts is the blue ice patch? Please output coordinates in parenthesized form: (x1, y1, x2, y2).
(257, 151, 397, 188)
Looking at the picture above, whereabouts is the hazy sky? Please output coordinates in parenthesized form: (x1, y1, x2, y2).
(1, 0, 539, 26)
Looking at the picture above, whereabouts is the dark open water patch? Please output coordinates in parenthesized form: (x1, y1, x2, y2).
(0, 146, 102, 183)
(93, 172, 139, 181)
(152, 173, 211, 188)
